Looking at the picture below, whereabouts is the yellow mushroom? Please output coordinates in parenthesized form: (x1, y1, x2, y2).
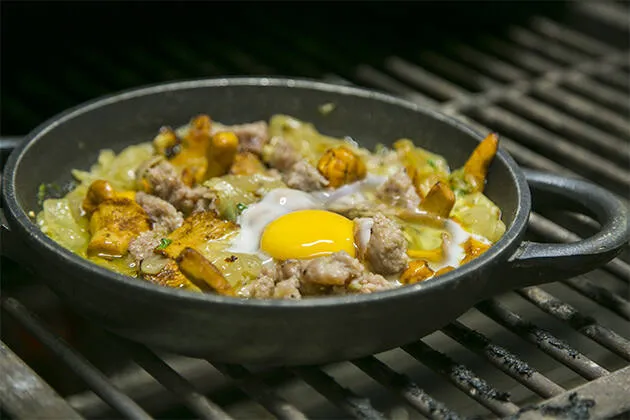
(143, 259, 202, 292)
(176, 247, 235, 296)
(230, 152, 266, 175)
(87, 196, 150, 259)
(419, 181, 456, 218)
(435, 266, 456, 277)
(206, 131, 239, 179)
(153, 127, 182, 158)
(156, 211, 237, 260)
(153, 115, 216, 186)
(406, 247, 444, 262)
(461, 237, 491, 265)
(317, 145, 367, 188)
(400, 260, 435, 284)
(462, 133, 499, 193)
(82, 179, 116, 214)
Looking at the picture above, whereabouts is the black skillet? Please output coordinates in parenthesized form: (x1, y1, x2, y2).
(2, 78, 628, 365)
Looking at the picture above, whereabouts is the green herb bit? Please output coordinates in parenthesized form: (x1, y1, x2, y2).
(156, 238, 172, 250)
(37, 183, 64, 206)
(427, 159, 436, 169)
(37, 184, 47, 205)
(236, 202, 248, 214)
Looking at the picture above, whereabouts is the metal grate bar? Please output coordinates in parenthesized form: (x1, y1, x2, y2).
(528, 17, 619, 56)
(523, 20, 630, 90)
(383, 57, 466, 100)
(352, 356, 462, 420)
(476, 300, 610, 380)
(354, 65, 439, 106)
(477, 35, 630, 115)
(501, 95, 629, 164)
(416, 51, 497, 91)
(117, 341, 233, 420)
(0, 341, 84, 419)
(517, 287, 630, 361)
(562, 277, 630, 321)
(479, 36, 556, 74)
(1, 298, 152, 420)
(211, 363, 307, 420)
(438, 49, 629, 132)
(293, 366, 386, 420)
(507, 26, 591, 65)
(591, 69, 630, 91)
(576, 1, 630, 31)
(448, 44, 529, 82)
(441, 322, 565, 398)
(530, 84, 630, 139)
(562, 75, 630, 115)
(402, 341, 520, 416)
(516, 366, 630, 420)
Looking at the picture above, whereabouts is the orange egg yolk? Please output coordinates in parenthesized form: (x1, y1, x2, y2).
(260, 210, 356, 260)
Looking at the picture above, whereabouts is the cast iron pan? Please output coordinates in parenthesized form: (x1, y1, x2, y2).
(2, 78, 628, 365)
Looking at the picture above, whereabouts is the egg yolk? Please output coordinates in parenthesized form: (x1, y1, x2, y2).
(260, 210, 356, 260)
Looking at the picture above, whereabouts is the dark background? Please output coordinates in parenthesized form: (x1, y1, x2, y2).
(0, 1, 573, 136)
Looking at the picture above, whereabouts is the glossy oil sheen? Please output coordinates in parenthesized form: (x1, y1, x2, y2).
(3, 78, 627, 365)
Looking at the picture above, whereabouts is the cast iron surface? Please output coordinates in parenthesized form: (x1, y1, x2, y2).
(2, 78, 628, 365)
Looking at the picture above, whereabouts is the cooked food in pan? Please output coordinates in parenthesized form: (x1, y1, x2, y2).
(37, 114, 505, 299)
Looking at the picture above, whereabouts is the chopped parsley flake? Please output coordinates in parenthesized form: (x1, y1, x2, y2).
(236, 202, 248, 214)
(156, 238, 172, 250)
(37, 183, 62, 206)
(37, 184, 47, 205)
(427, 159, 436, 169)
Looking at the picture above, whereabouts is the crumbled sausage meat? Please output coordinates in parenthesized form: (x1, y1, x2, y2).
(347, 272, 396, 294)
(128, 230, 163, 263)
(366, 213, 408, 275)
(265, 137, 301, 171)
(242, 249, 399, 299)
(273, 277, 302, 299)
(376, 169, 420, 209)
(278, 260, 303, 279)
(302, 251, 364, 286)
(283, 160, 329, 192)
(214, 121, 269, 156)
(240, 273, 275, 298)
(135, 192, 184, 232)
(139, 160, 214, 215)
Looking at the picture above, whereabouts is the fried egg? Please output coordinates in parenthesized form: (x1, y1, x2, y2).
(227, 175, 385, 261)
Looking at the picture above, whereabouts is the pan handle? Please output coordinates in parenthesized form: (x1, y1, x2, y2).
(504, 170, 629, 289)
(1, 136, 32, 266)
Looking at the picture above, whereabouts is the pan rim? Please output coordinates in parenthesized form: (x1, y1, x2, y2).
(2, 76, 531, 308)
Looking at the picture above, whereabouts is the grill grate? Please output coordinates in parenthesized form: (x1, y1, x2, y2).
(1, 1, 629, 419)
